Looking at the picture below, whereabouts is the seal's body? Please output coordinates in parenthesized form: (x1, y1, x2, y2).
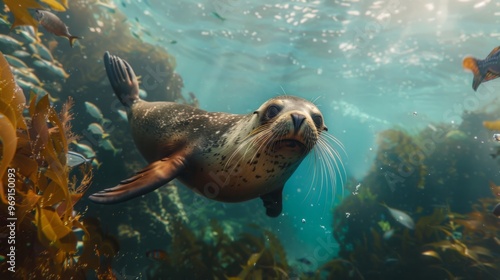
(89, 52, 329, 217)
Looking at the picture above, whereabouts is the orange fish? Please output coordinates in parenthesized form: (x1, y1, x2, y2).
(146, 249, 169, 262)
(35, 10, 79, 47)
(463, 46, 500, 91)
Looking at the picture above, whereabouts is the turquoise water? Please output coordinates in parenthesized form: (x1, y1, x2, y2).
(116, 0, 500, 272)
(2, 0, 500, 278)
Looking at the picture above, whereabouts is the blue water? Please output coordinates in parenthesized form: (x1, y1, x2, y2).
(3, 0, 500, 278)
(115, 0, 500, 266)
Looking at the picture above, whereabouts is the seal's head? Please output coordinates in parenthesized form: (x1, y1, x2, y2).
(250, 95, 327, 157)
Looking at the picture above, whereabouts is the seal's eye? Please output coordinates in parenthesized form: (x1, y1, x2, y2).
(266, 105, 281, 119)
(312, 115, 323, 127)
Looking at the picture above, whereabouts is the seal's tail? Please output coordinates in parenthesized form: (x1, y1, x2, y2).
(103, 51, 140, 107)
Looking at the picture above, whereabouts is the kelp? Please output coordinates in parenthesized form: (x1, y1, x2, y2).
(0, 52, 116, 278)
(77, 217, 119, 276)
(146, 220, 290, 280)
(329, 193, 500, 279)
(3, 0, 69, 34)
(326, 117, 500, 279)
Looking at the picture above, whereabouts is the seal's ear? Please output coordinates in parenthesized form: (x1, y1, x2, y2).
(260, 186, 284, 217)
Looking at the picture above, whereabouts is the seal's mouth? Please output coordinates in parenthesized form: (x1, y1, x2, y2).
(273, 139, 307, 151)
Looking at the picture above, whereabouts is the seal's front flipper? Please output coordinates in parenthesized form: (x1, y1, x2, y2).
(260, 187, 284, 217)
(89, 157, 186, 204)
(103, 51, 139, 107)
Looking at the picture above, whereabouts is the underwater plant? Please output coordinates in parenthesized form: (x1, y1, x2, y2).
(0, 52, 118, 279)
(327, 182, 500, 279)
(145, 220, 290, 279)
(324, 115, 500, 279)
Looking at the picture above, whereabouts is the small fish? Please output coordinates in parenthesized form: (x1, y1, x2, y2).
(30, 85, 60, 103)
(493, 202, 500, 217)
(76, 241, 84, 251)
(12, 50, 31, 58)
(99, 139, 121, 156)
(15, 77, 37, 91)
(85, 101, 111, 124)
(13, 68, 43, 86)
(146, 249, 169, 261)
(15, 28, 38, 44)
(14, 78, 57, 102)
(33, 58, 69, 79)
(67, 151, 93, 167)
(9, 65, 31, 76)
(117, 109, 128, 121)
(493, 134, 500, 142)
(0, 16, 10, 26)
(91, 158, 102, 169)
(384, 258, 399, 265)
(383, 228, 395, 240)
(95, 0, 117, 13)
(445, 129, 466, 141)
(383, 204, 415, 230)
(32, 43, 56, 62)
(35, 10, 80, 47)
(72, 141, 97, 158)
(85, 101, 103, 119)
(297, 257, 312, 265)
(0, 34, 23, 47)
(212, 12, 226, 21)
(4, 54, 30, 69)
(88, 122, 110, 138)
(463, 46, 500, 91)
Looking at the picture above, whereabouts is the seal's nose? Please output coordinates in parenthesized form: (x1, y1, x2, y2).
(291, 113, 306, 132)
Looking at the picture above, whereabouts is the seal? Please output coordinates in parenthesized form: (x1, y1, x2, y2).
(89, 52, 333, 217)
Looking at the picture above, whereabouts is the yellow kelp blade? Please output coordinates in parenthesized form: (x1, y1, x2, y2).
(40, 0, 67, 11)
(3, 0, 43, 32)
(36, 205, 76, 252)
(227, 251, 264, 280)
(0, 51, 26, 129)
(42, 181, 67, 206)
(17, 189, 41, 225)
(0, 114, 17, 204)
(60, 0, 68, 8)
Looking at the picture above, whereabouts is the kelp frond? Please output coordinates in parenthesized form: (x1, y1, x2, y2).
(59, 97, 79, 144)
(3, 0, 69, 34)
(0, 51, 116, 278)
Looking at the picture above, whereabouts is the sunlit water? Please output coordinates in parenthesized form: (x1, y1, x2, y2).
(115, 0, 500, 266)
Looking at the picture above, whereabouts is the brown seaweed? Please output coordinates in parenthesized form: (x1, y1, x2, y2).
(0, 50, 117, 278)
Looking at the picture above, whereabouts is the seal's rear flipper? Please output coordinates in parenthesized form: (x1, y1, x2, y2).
(89, 157, 186, 204)
(103, 51, 140, 107)
(260, 187, 284, 217)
